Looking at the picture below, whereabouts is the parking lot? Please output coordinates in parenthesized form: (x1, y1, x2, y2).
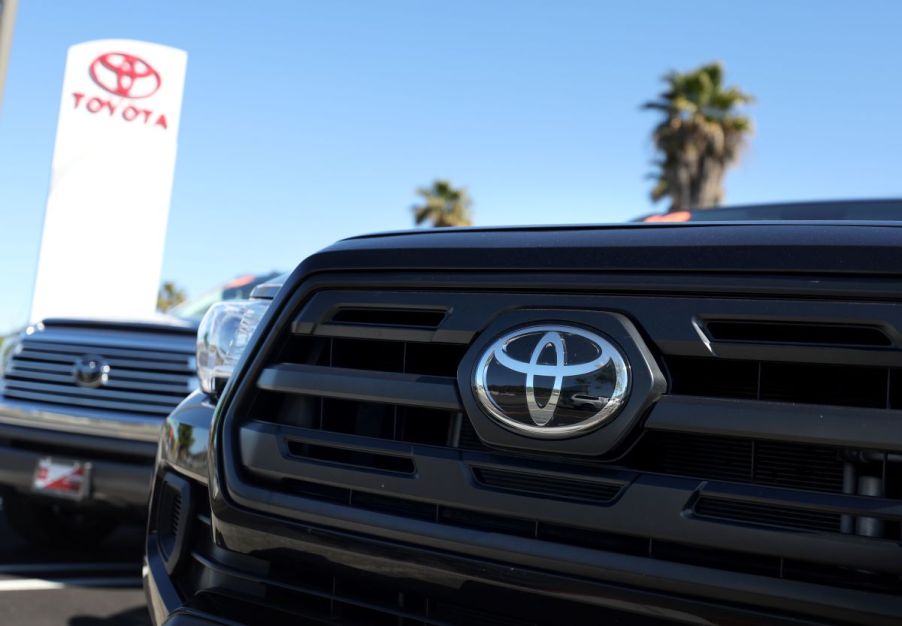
(0, 508, 148, 626)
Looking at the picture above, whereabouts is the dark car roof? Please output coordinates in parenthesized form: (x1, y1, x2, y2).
(295, 222, 902, 278)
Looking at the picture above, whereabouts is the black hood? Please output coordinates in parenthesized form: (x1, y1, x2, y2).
(299, 222, 902, 277)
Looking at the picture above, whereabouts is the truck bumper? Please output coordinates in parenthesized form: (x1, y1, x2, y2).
(146, 470, 902, 626)
(0, 420, 157, 508)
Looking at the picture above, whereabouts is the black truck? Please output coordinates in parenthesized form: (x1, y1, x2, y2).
(145, 220, 902, 626)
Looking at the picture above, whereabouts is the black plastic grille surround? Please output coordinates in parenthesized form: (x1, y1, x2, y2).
(228, 286, 902, 607)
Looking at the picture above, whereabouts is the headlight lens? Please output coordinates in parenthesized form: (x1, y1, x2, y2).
(0, 332, 24, 379)
(196, 299, 269, 396)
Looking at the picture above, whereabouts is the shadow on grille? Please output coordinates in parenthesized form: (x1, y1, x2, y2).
(667, 356, 902, 410)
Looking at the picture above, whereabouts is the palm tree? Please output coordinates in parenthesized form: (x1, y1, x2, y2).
(643, 62, 753, 212)
(157, 281, 187, 312)
(412, 179, 473, 227)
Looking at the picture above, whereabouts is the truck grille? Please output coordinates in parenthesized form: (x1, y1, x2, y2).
(3, 323, 195, 418)
(226, 283, 902, 600)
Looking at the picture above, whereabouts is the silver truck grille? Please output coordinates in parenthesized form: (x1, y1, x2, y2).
(3, 327, 195, 418)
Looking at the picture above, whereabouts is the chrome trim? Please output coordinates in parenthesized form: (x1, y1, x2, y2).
(474, 324, 630, 438)
(21, 327, 195, 355)
(0, 397, 164, 442)
(159, 391, 213, 485)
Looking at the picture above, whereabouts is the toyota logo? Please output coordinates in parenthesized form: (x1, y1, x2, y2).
(473, 325, 629, 438)
(72, 354, 110, 389)
(89, 52, 161, 99)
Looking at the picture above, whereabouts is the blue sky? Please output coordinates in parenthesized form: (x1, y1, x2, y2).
(1, 1, 900, 331)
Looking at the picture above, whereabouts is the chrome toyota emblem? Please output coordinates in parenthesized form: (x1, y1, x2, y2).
(72, 354, 110, 388)
(473, 325, 629, 438)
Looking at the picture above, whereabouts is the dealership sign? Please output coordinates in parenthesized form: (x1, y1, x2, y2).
(71, 51, 171, 128)
(31, 40, 188, 322)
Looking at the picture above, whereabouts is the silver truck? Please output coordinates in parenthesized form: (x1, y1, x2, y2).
(0, 317, 196, 546)
(0, 273, 278, 546)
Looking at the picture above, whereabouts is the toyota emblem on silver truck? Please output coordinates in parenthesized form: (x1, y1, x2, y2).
(72, 354, 111, 388)
(473, 324, 629, 438)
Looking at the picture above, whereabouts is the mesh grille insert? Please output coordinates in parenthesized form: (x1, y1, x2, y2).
(633, 433, 846, 493)
(474, 468, 621, 504)
(695, 498, 843, 533)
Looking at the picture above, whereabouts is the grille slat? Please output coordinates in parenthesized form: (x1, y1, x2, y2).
(7, 367, 190, 395)
(330, 307, 447, 328)
(2, 387, 180, 416)
(7, 359, 192, 384)
(19, 340, 193, 364)
(3, 380, 187, 404)
(17, 350, 193, 374)
(258, 363, 461, 411)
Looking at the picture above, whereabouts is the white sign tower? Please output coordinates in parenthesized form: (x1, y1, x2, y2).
(30, 39, 188, 322)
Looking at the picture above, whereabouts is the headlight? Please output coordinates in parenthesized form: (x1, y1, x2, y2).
(0, 332, 25, 379)
(196, 299, 269, 396)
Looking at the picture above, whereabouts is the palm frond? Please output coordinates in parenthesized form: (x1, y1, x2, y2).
(642, 62, 753, 211)
(411, 179, 473, 228)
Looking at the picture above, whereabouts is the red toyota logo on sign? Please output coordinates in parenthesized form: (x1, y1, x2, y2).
(89, 52, 161, 99)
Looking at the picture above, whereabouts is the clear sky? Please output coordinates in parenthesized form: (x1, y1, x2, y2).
(1, 1, 900, 332)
